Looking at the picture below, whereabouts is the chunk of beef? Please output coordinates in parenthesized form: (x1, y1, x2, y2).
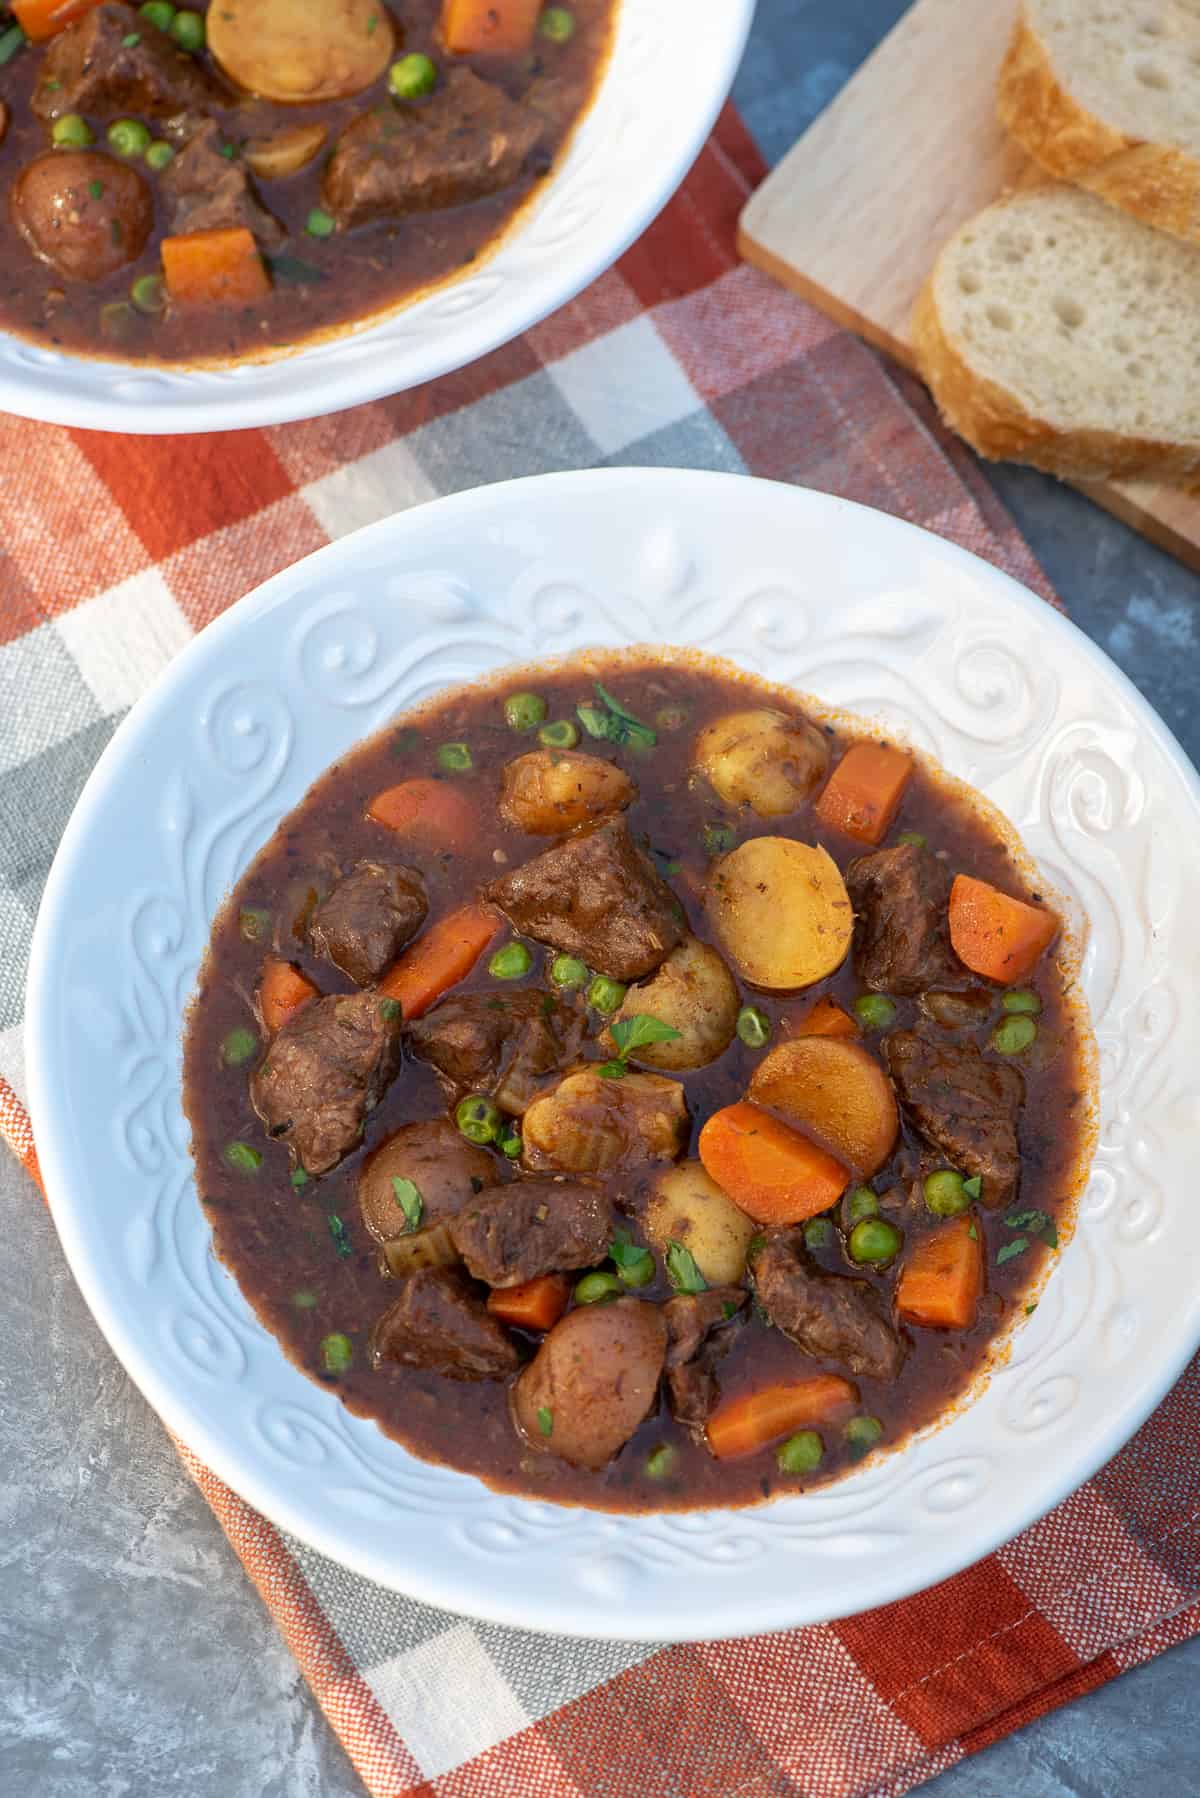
(249, 990, 402, 1177)
(322, 68, 545, 228)
(754, 1232, 906, 1380)
(159, 120, 285, 249)
(884, 1028, 1024, 1207)
(32, 3, 217, 120)
(486, 818, 684, 982)
(358, 1119, 493, 1245)
(11, 152, 152, 282)
(308, 860, 427, 987)
(450, 1180, 613, 1288)
(370, 1267, 519, 1380)
(408, 989, 583, 1115)
(846, 842, 957, 996)
(663, 1289, 747, 1436)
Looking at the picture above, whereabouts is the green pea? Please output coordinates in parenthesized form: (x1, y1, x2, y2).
(923, 1169, 970, 1216)
(455, 1094, 500, 1145)
(842, 1185, 878, 1227)
(574, 1271, 623, 1305)
(1002, 988, 1042, 1015)
(550, 954, 589, 989)
(896, 830, 927, 847)
(587, 975, 626, 1015)
(139, 1, 176, 27)
(320, 1332, 353, 1374)
(777, 1430, 823, 1474)
(107, 118, 151, 157)
(645, 1443, 678, 1480)
(224, 1141, 262, 1174)
(538, 719, 579, 749)
(52, 114, 94, 148)
(991, 1015, 1037, 1056)
(305, 207, 336, 239)
(145, 140, 175, 170)
(845, 1414, 884, 1460)
(169, 8, 205, 51)
(848, 1217, 902, 1265)
(803, 1216, 835, 1251)
(130, 272, 166, 314)
(503, 691, 547, 732)
(736, 1005, 771, 1049)
(489, 941, 533, 980)
(388, 51, 438, 98)
(220, 1026, 258, 1067)
(539, 4, 576, 41)
(853, 992, 897, 1031)
(436, 741, 472, 773)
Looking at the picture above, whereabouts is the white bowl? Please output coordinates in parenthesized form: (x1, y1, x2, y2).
(26, 469, 1200, 1640)
(0, 5, 754, 434)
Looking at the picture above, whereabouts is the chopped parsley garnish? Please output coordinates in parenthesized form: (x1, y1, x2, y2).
(609, 1228, 654, 1288)
(665, 1239, 707, 1295)
(962, 1175, 983, 1200)
(597, 1013, 682, 1080)
(89, 179, 105, 200)
(996, 1236, 1029, 1266)
(536, 1406, 553, 1437)
(379, 997, 402, 1021)
(328, 1213, 353, 1258)
(290, 1167, 309, 1190)
(391, 1177, 423, 1233)
(1003, 1207, 1058, 1249)
(576, 681, 656, 750)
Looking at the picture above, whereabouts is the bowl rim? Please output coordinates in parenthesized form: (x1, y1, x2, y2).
(0, 3, 757, 434)
(25, 468, 1200, 1639)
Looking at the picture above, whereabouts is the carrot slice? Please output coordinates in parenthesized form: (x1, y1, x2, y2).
(896, 1213, 984, 1331)
(12, 0, 99, 40)
(814, 742, 913, 845)
(367, 778, 477, 848)
(440, 0, 540, 54)
(707, 1374, 859, 1460)
(378, 903, 499, 1020)
(161, 227, 271, 308)
(948, 874, 1059, 984)
(698, 1100, 848, 1227)
(257, 958, 318, 1034)
(791, 996, 858, 1039)
(486, 1274, 570, 1333)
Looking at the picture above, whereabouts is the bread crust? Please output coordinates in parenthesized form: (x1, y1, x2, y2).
(910, 220, 1200, 484)
(998, 9, 1200, 244)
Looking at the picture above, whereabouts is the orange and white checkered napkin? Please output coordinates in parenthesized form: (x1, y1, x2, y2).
(3, 110, 1199, 1798)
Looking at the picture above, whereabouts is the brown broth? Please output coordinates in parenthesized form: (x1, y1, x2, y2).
(182, 652, 1096, 1512)
(0, 0, 614, 363)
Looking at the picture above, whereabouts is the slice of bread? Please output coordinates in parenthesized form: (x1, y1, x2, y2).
(911, 183, 1200, 483)
(999, 1, 1200, 244)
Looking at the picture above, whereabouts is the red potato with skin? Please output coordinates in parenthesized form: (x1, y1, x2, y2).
(511, 1299, 668, 1468)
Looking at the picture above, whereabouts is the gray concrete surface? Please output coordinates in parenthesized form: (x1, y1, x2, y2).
(4, 4, 1200, 1794)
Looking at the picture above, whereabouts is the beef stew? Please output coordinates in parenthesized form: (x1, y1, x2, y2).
(0, 0, 614, 362)
(182, 653, 1096, 1512)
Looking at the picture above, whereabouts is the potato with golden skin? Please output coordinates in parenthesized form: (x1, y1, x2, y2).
(601, 936, 739, 1071)
(644, 1161, 758, 1286)
(693, 708, 829, 818)
(498, 749, 634, 836)
(511, 1299, 668, 1469)
(707, 837, 853, 991)
(209, 0, 394, 103)
(522, 1067, 688, 1174)
(749, 1037, 899, 1179)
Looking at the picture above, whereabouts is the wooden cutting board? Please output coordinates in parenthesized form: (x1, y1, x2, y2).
(737, 0, 1200, 573)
